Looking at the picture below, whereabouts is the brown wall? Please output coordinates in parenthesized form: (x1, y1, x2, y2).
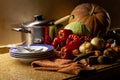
(0, 0, 79, 45)
(0, 0, 120, 45)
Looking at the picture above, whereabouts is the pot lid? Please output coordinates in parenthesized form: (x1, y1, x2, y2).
(23, 15, 49, 27)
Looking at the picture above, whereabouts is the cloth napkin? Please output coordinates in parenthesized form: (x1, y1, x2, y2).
(31, 58, 95, 75)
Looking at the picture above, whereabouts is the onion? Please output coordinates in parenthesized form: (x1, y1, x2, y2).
(91, 37, 105, 50)
(79, 42, 93, 53)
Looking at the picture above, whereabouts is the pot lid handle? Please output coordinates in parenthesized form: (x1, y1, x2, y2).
(34, 15, 44, 21)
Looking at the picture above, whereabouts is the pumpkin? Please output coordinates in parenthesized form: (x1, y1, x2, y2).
(69, 3, 111, 37)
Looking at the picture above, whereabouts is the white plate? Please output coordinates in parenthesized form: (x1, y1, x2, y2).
(10, 44, 53, 54)
(9, 44, 54, 60)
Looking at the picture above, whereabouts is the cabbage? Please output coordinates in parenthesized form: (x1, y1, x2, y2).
(64, 21, 91, 36)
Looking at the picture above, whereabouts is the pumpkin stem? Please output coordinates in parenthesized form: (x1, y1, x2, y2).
(89, 4, 95, 15)
(71, 15, 74, 19)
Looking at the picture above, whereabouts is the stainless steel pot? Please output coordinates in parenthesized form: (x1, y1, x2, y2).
(12, 15, 49, 44)
(12, 15, 72, 44)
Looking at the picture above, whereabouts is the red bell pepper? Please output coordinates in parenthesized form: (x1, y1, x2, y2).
(66, 34, 81, 50)
(58, 47, 75, 59)
(58, 29, 73, 42)
(52, 36, 65, 51)
(79, 36, 91, 44)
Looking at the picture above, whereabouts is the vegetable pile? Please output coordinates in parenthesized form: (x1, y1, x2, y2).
(50, 3, 120, 65)
(52, 29, 91, 59)
(51, 28, 120, 64)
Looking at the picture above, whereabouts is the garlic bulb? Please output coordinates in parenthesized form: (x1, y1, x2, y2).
(111, 40, 117, 48)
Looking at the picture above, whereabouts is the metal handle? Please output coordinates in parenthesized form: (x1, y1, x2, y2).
(12, 28, 31, 33)
(54, 15, 72, 25)
(73, 51, 95, 62)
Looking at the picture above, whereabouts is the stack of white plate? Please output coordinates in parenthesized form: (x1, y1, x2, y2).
(9, 44, 54, 62)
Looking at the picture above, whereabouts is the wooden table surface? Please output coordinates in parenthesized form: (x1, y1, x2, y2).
(0, 53, 120, 80)
(0, 53, 74, 80)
